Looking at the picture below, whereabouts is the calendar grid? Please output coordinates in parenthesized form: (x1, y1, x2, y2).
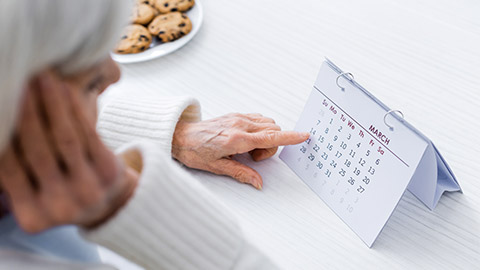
(280, 60, 434, 247)
(313, 85, 409, 168)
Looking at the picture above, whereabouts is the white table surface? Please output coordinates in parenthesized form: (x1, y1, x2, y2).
(100, 0, 480, 269)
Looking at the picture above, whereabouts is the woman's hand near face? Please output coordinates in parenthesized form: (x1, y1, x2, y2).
(0, 71, 137, 233)
(172, 113, 309, 189)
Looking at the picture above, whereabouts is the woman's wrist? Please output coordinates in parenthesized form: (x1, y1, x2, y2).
(82, 167, 139, 229)
(172, 120, 186, 159)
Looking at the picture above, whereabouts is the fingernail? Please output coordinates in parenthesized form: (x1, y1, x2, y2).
(253, 179, 263, 190)
(301, 132, 310, 138)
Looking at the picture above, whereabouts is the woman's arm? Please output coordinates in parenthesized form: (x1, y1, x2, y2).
(97, 95, 308, 189)
(82, 141, 280, 270)
(91, 92, 307, 269)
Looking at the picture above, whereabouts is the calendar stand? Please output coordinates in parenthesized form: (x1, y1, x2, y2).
(408, 143, 461, 210)
(280, 59, 462, 247)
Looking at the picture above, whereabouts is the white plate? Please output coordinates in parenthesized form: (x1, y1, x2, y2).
(112, 0, 203, 64)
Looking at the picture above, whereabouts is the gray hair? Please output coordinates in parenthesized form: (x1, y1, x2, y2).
(0, 0, 130, 151)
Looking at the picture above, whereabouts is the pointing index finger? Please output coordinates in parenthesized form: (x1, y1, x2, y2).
(247, 130, 310, 149)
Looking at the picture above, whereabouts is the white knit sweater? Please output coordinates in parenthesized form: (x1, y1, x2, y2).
(0, 96, 278, 270)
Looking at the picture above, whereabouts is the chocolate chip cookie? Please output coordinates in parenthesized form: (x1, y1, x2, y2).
(136, 0, 155, 7)
(154, 0, 195, 14)
(148, 12, 192, 43)
(131, 4, 156, 25)
(114, 24, 152, 54)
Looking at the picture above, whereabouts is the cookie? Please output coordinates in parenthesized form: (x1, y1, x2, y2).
(154, 0, 195, 13)
(136, 0, 161, 15)
(148, 12, 192, 43)
(131, 4, 156, 25)
(114, 24, 152, 54)
(136, 0, 155, 7)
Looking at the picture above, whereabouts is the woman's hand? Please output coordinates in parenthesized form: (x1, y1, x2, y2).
(0, 71, 137, 233)
(172, 113, 309, 189)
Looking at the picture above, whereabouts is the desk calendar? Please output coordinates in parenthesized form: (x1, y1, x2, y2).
(279, 59, 462, 247)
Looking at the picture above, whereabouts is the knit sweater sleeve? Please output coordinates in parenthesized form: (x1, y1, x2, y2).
(82, 142, 278, 270)
(96, 95, 201, 153)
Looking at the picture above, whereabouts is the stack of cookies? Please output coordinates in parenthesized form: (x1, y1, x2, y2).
(114, 0, 195, 54)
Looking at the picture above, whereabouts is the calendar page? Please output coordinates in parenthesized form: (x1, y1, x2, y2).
(280, 60, 429, 247)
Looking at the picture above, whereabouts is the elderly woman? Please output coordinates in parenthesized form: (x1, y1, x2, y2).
(0, 0, 308, 269)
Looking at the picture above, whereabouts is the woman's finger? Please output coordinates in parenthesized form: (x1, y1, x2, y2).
(244, 131, 309, 151)
(208, 158, 263, 190)
(244, 114, 275, 124)
(67, 86, 121, 187)
(245, 113, 263, 118)
(249, 147, 278, 161)
(247, 123, 281, 133)
(0, 145, 49, 233)
(36, 71, 85, 175)
(17, 85, 63, 188)
(247, 122, 281, 160)
(0, 146, 36, 204)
